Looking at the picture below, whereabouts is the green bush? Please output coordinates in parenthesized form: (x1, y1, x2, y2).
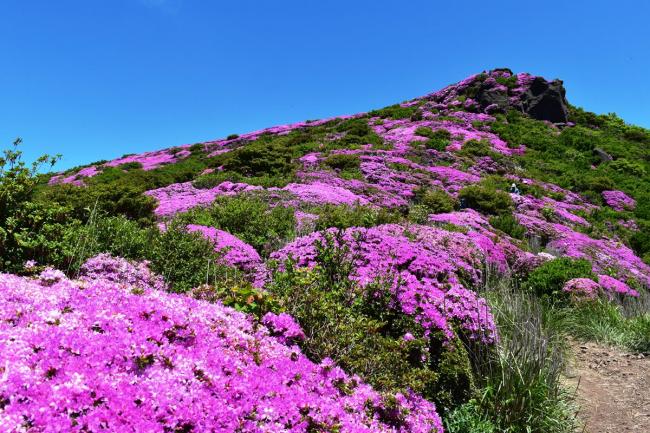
(489, 214, 525, 239)
(41, 182, 157, 225)
(444, 401, 497, 433)
(369, 104, 418, 120)
(525, 257, 595, 298)
(311, 204, 401, 231)
(61, 215, 228, 293)
(413, 187, 457, 214)
(458, 185, 513, 215)
(0, 138, 62, 272)
(148, 221, 228, 293)
(458, 139, 494, 157)
(179, 195, 296, 256)
(324, 153, 360, 171)
(117, 162, 143, 171)
(268, 236, 475, 413)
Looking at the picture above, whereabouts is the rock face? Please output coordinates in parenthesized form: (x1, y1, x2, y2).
(472, 68, 569, 123)
(518, 76, 569, 123)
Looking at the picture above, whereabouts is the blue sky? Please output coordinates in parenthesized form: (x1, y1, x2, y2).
(2, 0, 649, 171)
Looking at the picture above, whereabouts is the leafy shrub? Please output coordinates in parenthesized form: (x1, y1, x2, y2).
(413, 187, 457, 214)
(311, 204, 401, 231)
(609, 158, 647, 177)
(421, 129, 452, 151)
(558, 126, 599, 152)
(61, 215, 228, 293)
(41, 182, 157, 224)
(117, 162, 143, 171)
(226, 134, 239, 140)
(179, 195, 296, 256)
(444, 401, 497, 433)
(214, 140, 296, 179)
(323, 153, 363, 178)
(489, 214, 525, 239)
(458, 185, 513, 215)
(0, 138, 61, 271)
(491, 111, 557, 151)
(324, 153, 360, 171)
(333, 118, 385, 148)
(369, 104, 418, 120)
(525, 257, 595, 298)
(269, 236, 475, 413)
(458, 139, 494, 158)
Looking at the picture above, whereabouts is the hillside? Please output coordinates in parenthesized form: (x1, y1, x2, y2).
(2, 68, 650, 432)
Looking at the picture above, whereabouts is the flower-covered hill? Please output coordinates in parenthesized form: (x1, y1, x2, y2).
(5, 68, 650, 432)
(0, 255, 443, 433)
(44, 68, 650, 295)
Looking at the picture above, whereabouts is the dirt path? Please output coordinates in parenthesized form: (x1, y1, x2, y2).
(566, 342, 650, 432)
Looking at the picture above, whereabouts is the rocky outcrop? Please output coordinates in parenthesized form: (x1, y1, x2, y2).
(466, 69, 570, 123)
(518, 76, 569, 123)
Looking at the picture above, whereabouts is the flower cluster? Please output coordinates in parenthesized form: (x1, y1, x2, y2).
(0, 270, 443, 433)
(79, 253, 167, 291)
(563, 275, 639, 301)
(261, 312, 306, 345)
(273, 224, 498, 343)
(602, 190, 636, 211)
(562, 277, 602, 300)
(185, 225, 266, 286)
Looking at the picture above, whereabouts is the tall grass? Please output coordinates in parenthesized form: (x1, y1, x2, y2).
(558, 291, 650, 354)
(452, 278, 578, 433)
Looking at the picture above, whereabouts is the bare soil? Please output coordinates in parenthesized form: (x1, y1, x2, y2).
(566, 342, 650, 432)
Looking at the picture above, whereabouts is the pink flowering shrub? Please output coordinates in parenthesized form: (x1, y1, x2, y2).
(79, 253, 167, 291)
(186, 224, 267, 287)
(562, 277, 601, 300)
(602, 190, 636, 211)
(262, 312, 306, 345)
(272, 224, 498, 343)
(597, 274, 639, 298)
(0, 271, 443, 433)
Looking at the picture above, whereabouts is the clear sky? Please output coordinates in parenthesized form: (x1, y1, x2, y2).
(2, 0, 649, 171)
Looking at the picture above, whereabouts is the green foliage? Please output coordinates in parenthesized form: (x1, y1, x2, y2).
(324, 153, 360, 171)
(444, 401, 497, 433)
(64, 215, 234, 294)
(609, 158, 647, 177)
(191, 283, 279, 319)
(226, 134, 239, 140)
(323, 153, 362, 179)
(117, 162, 143, 171)
(470, 285, 577, 433)
(413, 128, 452, 151)
(334, 118, 385, 149)
(458, 139, 495, 158)
(0, 138, 61, 271)
(458, 184, 513, 215)
(525, 257, 595, 298)
(489, 214, 525, 239)
(40, 182, 157, 225)
(268, 234, 475, 414)
(631, 221, 650, 264)
(412, 187, 457, 214)
(310, 204, 402, 231)
(179, 195, 296, 257)
(191, 170, 285, 189)
(369, 104, 418, 120)
(560, 299, 650, 354)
